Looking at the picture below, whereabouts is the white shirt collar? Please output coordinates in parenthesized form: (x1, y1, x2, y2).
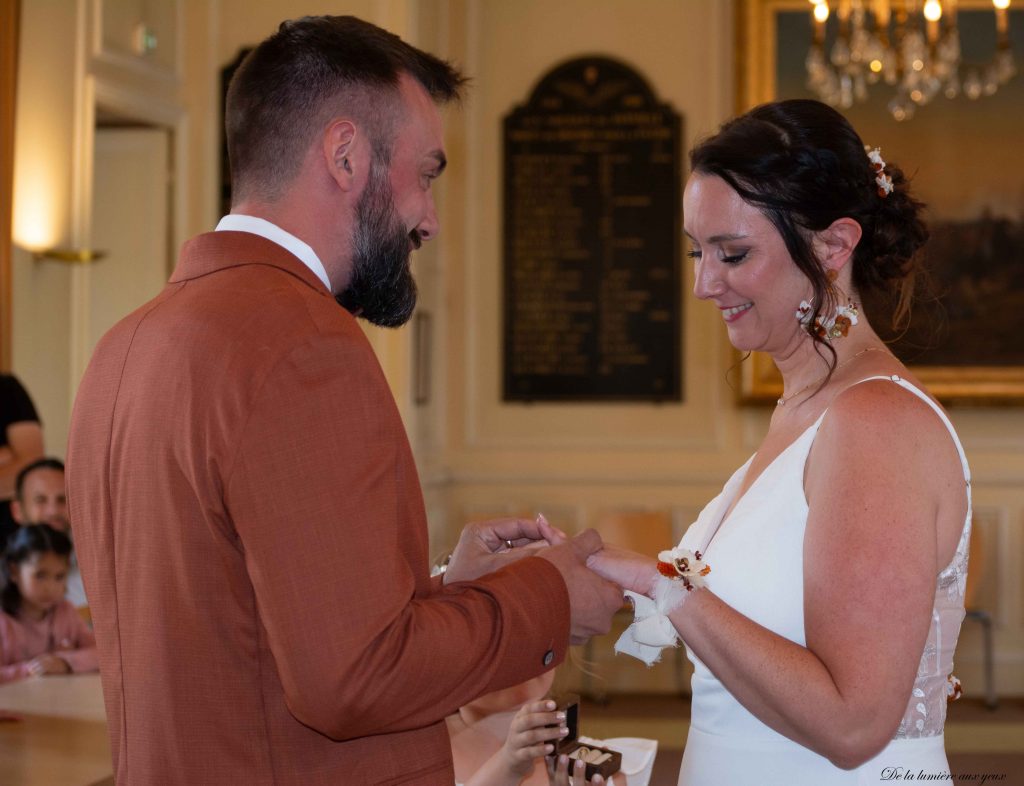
(215, 214, 332, 292)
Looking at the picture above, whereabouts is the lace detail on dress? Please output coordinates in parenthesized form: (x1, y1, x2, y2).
(894, 515, 970, 739)
(939, 516, 971, 601)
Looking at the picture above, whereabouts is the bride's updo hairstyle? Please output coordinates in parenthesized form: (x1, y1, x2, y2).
(689, 99, 928, 366)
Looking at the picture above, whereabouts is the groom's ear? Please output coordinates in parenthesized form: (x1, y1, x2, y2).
(322, 118, 368, 194)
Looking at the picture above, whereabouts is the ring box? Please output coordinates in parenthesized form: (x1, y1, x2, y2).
(547, 693, 622, 780)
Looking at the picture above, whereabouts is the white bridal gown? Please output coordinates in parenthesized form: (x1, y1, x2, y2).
(676, 376, 971, 786)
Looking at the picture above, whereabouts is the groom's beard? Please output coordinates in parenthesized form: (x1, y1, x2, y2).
(336, 164, 419, 328)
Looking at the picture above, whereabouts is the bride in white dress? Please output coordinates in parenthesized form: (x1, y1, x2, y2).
(590, 99, 970, 785)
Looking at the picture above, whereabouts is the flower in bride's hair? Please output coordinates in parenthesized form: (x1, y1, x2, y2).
(656, 547, 711, 591)
(865, 146, 894, 197)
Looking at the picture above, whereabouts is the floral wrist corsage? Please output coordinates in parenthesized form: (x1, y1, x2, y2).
(656, 547, 711, 592)
(615, 546, 711, 666)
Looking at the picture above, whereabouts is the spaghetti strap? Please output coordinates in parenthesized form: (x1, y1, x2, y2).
(843, 374, 971, 486)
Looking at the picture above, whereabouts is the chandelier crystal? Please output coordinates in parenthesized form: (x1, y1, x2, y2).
(805, 0, 1017, 120)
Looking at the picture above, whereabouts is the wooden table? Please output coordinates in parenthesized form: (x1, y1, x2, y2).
(0, 674, 112, 786)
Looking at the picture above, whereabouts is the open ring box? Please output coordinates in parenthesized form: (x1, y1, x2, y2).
(546, 693, 622, 781)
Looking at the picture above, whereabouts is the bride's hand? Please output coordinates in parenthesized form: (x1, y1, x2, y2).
(586, 545, 657, 597)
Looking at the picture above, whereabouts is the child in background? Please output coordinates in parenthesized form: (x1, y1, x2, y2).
(0, 524, 97, 682)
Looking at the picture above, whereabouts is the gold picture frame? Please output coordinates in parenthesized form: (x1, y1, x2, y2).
(734, 0, 1024, 404)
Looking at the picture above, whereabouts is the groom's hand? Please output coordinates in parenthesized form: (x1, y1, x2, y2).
(536, 529, 624, 645)
(444, 516, 556, 584)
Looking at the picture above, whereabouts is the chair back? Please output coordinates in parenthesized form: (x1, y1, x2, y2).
(964, 518, 985, 611)
(591, 510, 674, 556)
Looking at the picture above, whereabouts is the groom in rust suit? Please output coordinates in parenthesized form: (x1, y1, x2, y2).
(67, 16, 621, 786)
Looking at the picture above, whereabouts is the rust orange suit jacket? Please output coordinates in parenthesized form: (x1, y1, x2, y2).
(66, 232, 570, 785)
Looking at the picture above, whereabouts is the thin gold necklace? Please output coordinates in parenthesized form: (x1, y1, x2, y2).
(776, 346, 890, 406)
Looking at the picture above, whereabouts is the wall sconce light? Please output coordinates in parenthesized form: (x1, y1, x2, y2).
(31, 248, 107, 264)
(12, 106, 105, 265)
(11, 2, 104, 267)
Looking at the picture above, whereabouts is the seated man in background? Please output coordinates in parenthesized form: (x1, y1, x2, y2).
(10, 458, 86, 609)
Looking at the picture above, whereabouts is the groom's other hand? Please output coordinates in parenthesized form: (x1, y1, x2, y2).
(537, 529, 624, 645)
(444, 516, 552, 584)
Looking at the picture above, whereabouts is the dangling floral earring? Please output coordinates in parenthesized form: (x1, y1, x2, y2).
(827, 299, 859, 338)
(795, 271, 859, 340)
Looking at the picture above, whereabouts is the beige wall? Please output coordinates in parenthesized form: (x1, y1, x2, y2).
(9, 0, 1024, 696)
(11, 1, 85, 458)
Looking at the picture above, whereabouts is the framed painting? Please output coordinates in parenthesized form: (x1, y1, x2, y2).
(735, 0, 1024, 404)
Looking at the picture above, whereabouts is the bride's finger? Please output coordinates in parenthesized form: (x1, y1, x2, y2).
(537, 513, 569, 545)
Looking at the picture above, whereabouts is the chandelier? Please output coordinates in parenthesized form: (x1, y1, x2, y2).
(805, 0, 1017, 120)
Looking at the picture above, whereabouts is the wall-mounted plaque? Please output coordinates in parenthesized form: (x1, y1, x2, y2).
(503, 56, 683, 402)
